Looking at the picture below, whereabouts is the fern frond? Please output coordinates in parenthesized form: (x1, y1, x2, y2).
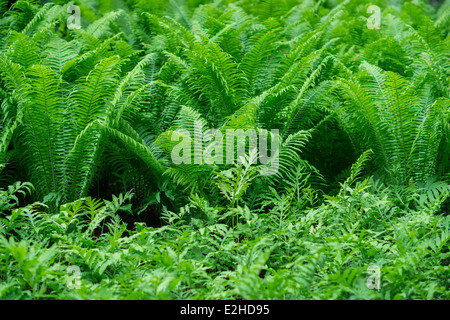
(42, 36, 78, 75)
(272, 130, 313, 180)
(21, 2, 53, 35)
(61, 33, 122, 80)
(184, 41, 247, 123)
(344, 149, 373, 187)
(410, 98, 450, 181)
(21, 2, 66, 38)
(108, 53, 156, 124)
(164, 164, 214, 194)
(221, 98, 258, 131)
(239, 31, 278, 95)
(105, 126, 165, 178)
(283, 56, 334, 137)
(63, 120, 103, 201)
(0, 52, 27, 97)
(0, 115, 21, 172)
(6, 0, 40, 32)
(171, 105, 208, 137)
(6, 31, 41, 69)
(336, 75, 391, 180)
(21, 64, 64, 197)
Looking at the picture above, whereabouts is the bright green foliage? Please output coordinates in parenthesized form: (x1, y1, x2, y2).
(0, 0, 449, 300)
(0, 173, 448, 299)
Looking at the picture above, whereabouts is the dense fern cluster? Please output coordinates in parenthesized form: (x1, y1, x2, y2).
(0, 0, 449, 300)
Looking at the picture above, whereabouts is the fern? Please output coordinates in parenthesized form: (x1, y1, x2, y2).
(239, 30, 278, 95)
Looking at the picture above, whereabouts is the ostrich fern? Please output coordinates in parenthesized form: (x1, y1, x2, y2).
(0, 2, 165, 205)
(335, 62, 449, 185)
(0, 0, 448, 209)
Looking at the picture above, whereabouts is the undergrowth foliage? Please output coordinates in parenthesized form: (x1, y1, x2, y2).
(0, 0, 448, 300)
